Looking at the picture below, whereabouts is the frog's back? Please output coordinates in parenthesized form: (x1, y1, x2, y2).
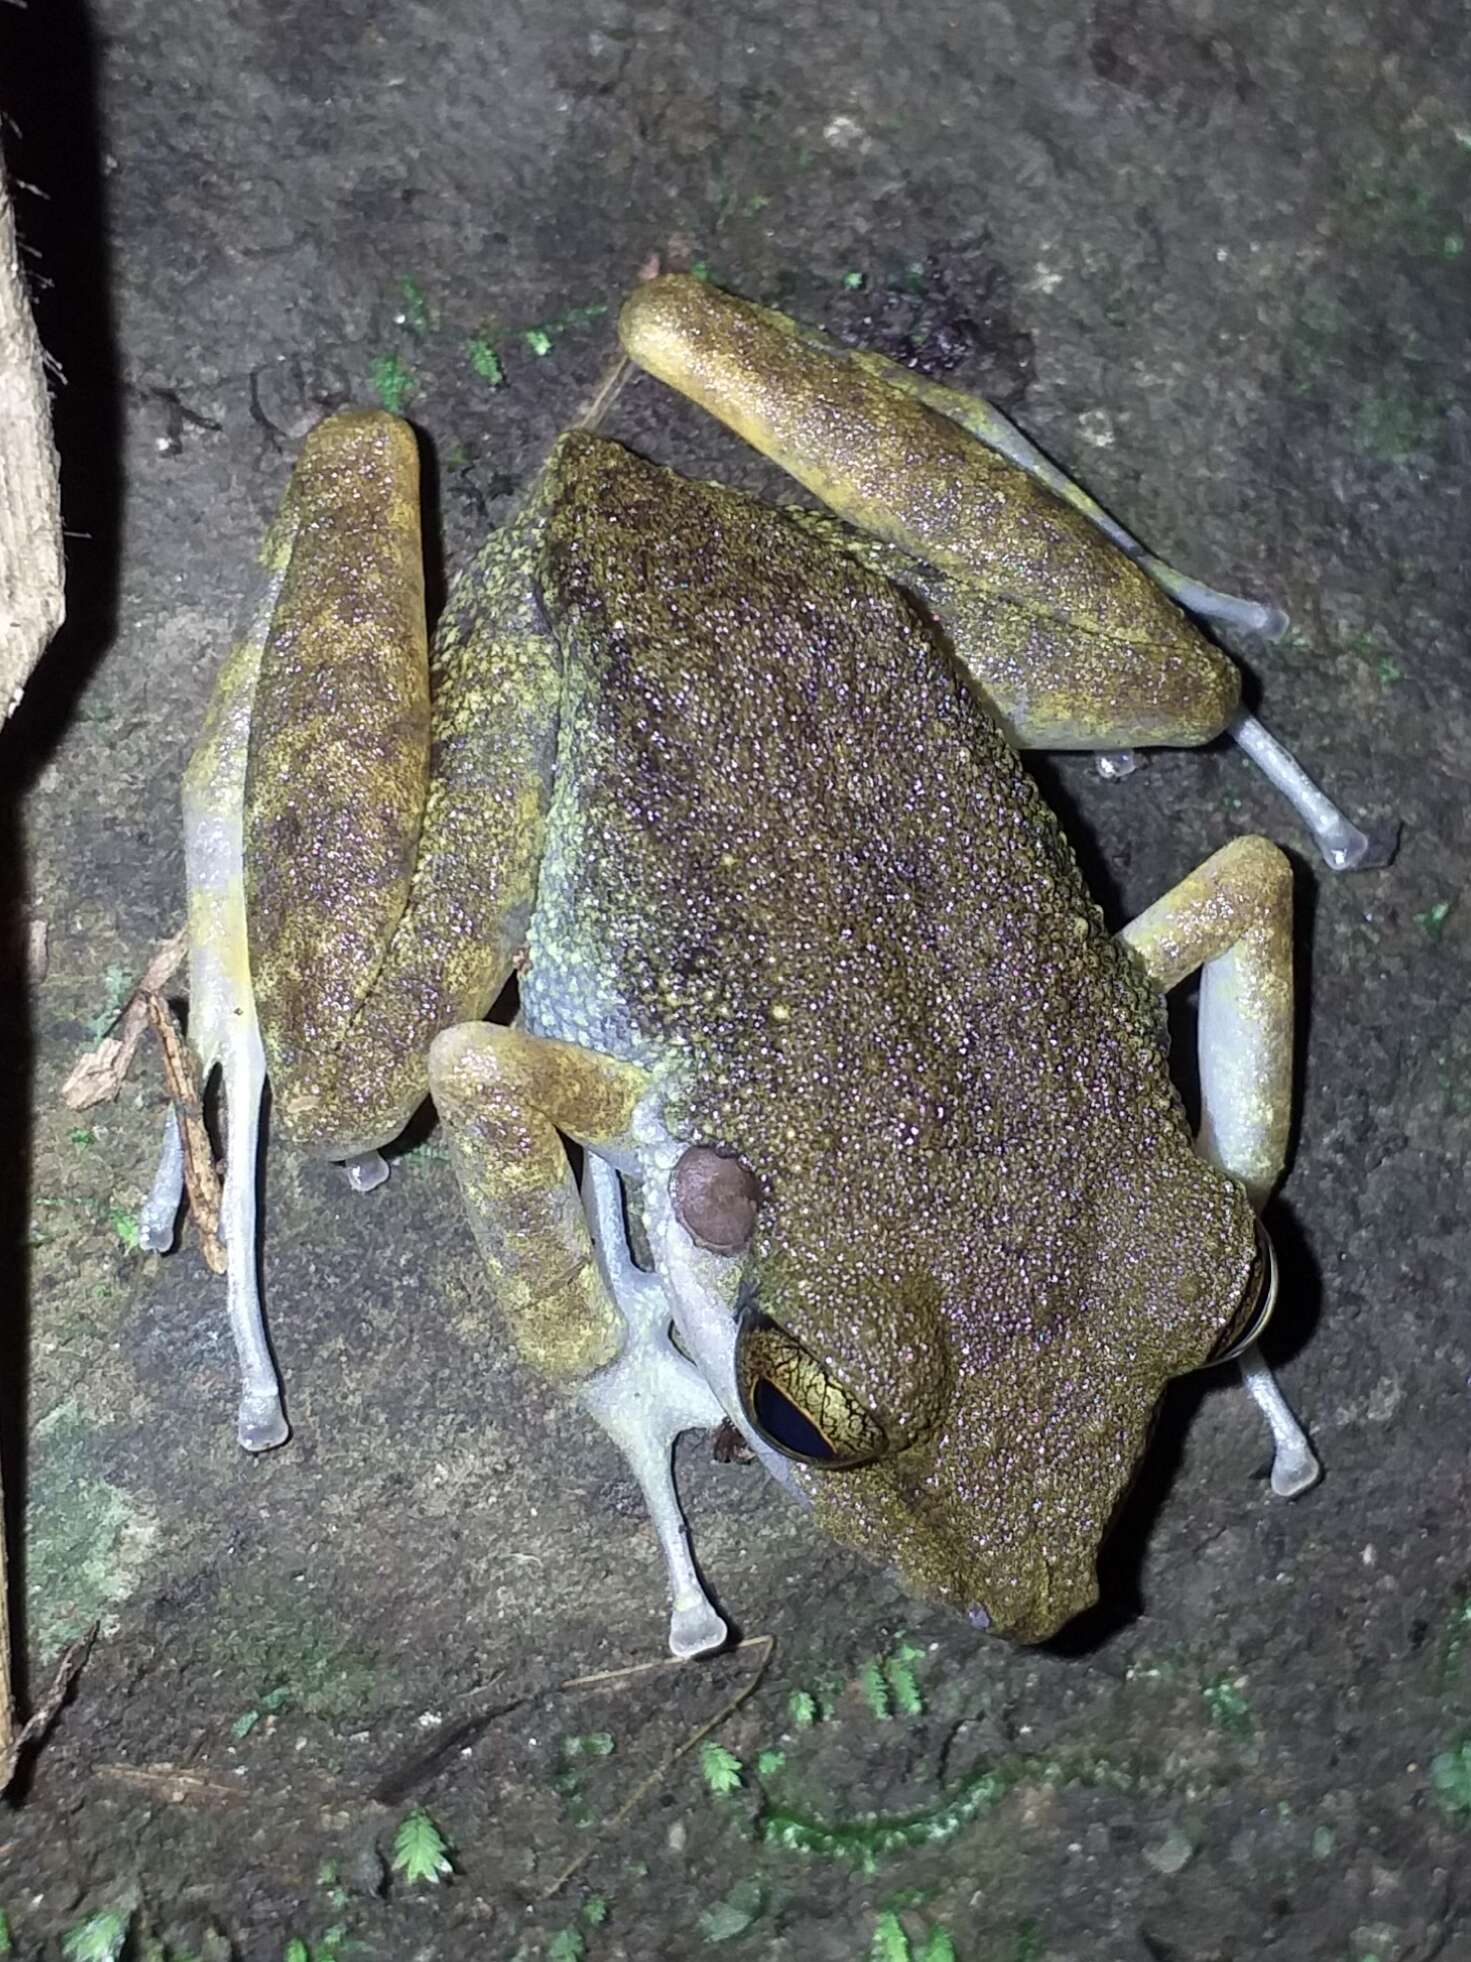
(522, 433, 1174, 1165)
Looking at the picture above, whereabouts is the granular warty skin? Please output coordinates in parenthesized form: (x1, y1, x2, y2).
(173, 276, 1305, 1651)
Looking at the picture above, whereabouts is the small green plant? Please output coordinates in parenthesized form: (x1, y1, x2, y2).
(884, 1642, 925, 1717)
(756, 1748, 786, 1777)
(391, 1806, 453, 1885)
(872, 1913, 910, 1962)
(1376, 655, 1404, 686)
(397, 276, 432, 334)
(860, 1659, 892, 1719)
(370, 354, 417, 414)
(788, 1688, 818, 1728)
(0, 1908, 11, 1955)
(63, 1913, 130, 1962)
(109, 1205, 142, 1252)
(700, 1741, 743, 1795)
(1202, 1675, 1252, 1732)
(467, 336, 505, 387)
(562, 1731, 615, 1759)
(283, 1943, 310, 1962)
(84, 964, 131, 1040)
(1430, 1740, 1471, 1817)
(869, 1912, 957, 1961)
(523, 328, 553, 358)
(548, 1931, 584, 1962)
(1414, 900, 1454, 939)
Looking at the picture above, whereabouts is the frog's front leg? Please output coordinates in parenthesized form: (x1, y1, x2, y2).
(1118, 835, 1320, 1498)
(429, 1024, 730, 1659)
(621, 277, 1384, 872)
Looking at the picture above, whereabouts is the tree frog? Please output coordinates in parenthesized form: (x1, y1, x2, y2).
(146, 275, 1376, 1655)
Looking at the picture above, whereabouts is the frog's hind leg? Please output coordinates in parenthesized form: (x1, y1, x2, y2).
(1117, 835, 1319, 1498)
(620, 275, 1384, 872)
(429, 1024, 730, 1660)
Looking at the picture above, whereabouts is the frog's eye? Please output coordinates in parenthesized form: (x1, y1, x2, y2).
(1204, 1220, 1279, 1365)
(735, 1314, 888, 1468)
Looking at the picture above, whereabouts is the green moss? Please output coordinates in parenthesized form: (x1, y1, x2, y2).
(761, 1761, 1016, 1870)
(208, 1575, 383, 1723)
(26, 1404, 160, 1655)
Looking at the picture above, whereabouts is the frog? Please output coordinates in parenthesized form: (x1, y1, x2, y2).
(144, 273, 1377, 1656)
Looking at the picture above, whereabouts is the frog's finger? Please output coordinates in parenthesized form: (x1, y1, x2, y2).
(1118, 835, 1318, 1501)
(431, 1025, 727, 1658)
(1229, 709, 1395, 873)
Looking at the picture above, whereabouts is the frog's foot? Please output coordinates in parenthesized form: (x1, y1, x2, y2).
(581, 1155, 729, 1658)
(1228, 710, 1397, 873)
(342, 1150, 390, 1194)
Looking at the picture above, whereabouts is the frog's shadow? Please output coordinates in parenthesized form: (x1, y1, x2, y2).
(1040, 1185, 1323, 1657)
(1010, 758, 1327, 1654)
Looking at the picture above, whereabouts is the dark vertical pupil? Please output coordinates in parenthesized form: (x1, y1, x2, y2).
(752, 1378, 836, 1462)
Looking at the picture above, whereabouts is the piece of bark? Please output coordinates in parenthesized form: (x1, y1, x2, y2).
(0, 167, 64, 718)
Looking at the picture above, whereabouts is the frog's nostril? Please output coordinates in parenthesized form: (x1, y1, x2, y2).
(967, 1604, 992, 1631)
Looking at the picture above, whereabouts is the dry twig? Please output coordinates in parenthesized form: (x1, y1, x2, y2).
(0, 1627, 95, 1792)
(61, 924, 188, 1109)
(142, 989, 225, 1272)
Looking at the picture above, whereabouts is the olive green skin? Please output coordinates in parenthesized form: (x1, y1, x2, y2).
(520, 434, 1258, 1642)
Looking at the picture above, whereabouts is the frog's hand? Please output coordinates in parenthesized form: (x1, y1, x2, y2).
(243, 412, 560, 1161)
(621, 276, 1386, 873)
(429, 1024, 729, 1660)
(1118, 835, 1319, 1499)
(142, 536, 293, 1451)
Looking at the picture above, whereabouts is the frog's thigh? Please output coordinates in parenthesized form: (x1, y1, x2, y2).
(429, 1024, 729, 1658)
(247, 419, 560, 1159)
(622, 277, 1238, 743)
(1118, 837, 1319, 1498)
